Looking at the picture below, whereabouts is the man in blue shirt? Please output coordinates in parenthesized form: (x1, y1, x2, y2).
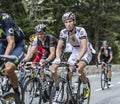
(0, 12, 25, 96)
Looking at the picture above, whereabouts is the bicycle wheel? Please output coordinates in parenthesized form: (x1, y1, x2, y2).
(49, 81, 65, 104)
(101, 70, 108, 90)
(40, 74, 51, 103)
(1, 81, 23, 102)
(1, 92, 21, 104)
(1, 78, 11, 94)
(77, 78, 91, 104)
(22, 78, 42, 104)
(22, 75, 31, 87)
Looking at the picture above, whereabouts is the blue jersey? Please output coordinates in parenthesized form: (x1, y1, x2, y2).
(0, 13, 25, 44)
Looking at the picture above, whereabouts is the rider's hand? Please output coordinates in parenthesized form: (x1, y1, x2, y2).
(42, 60, 49, 66)
(18, 59, 27, 68)
(98, 60, 101, 64)
(52, 58, 61, 64)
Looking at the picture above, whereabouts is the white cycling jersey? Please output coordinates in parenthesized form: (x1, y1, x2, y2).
(59, 26, 92, 65)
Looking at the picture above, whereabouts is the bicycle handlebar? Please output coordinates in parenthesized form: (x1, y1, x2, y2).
(98, 61, 109, 68)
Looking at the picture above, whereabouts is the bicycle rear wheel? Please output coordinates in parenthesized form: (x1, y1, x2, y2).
(23, 78, 42, 104)
(77, 78, 91, 104)
(2, 92, 21, 104)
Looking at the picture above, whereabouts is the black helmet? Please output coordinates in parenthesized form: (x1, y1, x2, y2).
(35, 24, 46, 33)
(62, 12, 76, 22)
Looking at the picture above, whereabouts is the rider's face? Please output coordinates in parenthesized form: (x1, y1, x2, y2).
(36, 32, 46, 41)
(103, 45, 108, 49)
(64, 19, 76, 31)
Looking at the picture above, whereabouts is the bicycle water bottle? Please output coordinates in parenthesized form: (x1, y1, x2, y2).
(0, 84, 3, 96)
(73, 81, 78, 94)
(19, 67, 26, 85)
(0, 89, 2, 96)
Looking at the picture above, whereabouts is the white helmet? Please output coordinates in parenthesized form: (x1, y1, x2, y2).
(62, 12, 76, 22)
(35, 24, 46, 33)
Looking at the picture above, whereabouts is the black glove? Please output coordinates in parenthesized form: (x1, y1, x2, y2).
(21, 60, 27, 64)
(19, 59, 27, 68)
(75, 59, 80, 64)
(42, 60, 49, 66)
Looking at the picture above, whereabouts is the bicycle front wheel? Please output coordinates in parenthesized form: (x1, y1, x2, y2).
(49, 82, 66, 104)
(23, 78, 42, 104)
(101, 70, 108, 90)
(77, 78, 91, 104)
(2, 92, 21, 104)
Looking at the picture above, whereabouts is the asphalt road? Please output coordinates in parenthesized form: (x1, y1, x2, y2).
(40, 71, 120, 104)
(89, 71, 120, 104)
(1, 70, 120, 104)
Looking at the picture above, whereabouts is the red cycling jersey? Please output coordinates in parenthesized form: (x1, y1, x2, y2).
(33, 46, 46, 63)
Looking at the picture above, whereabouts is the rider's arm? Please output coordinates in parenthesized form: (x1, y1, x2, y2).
(24, 45, 37, 61)
(5, 36, 15, 55)
(97, 52, 101, 62)
(56, 40, 64, 59)
(46, 47, 56, 62)
(77, 39, 87, 60)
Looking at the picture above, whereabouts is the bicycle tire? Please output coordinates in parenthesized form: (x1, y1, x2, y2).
(101, 70, 109, 90)
(22, 78, 42, 104)
(1, 92, 21, 104)
(77, 78, 91, 104)
(40, 74, 51, 104)
(22, 75, 31, 87)
(1, 81, 23, 102)
(49, 81, 65, 104)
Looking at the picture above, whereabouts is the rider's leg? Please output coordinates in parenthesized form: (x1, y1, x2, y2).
(77, 61, 87, 84)
(107, 66, 112, 81)
(5, 62, 20, 95)
(51, 64, 60, 88)
(40, 69, 45, 80)
(68, 65, 75, 85)
(77, 61, 90, 99)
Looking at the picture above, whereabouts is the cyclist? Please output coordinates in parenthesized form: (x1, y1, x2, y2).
(19, 24, 58, 80)
(27, 34, 46, 63)
(51, 12, 93, 101)
(19, 34, 46, 84)
(0, 13, 25, 96)
(97, 40, 113, 85)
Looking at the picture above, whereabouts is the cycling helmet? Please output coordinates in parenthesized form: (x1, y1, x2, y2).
(102, 40, 108, 46)
(35, 24, 46, 33)
(29, 34, 36, 41)
(62, 12, 76, 22)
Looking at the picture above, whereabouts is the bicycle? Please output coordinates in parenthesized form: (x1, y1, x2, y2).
(0, 55, 23, 104)
(49, 62, 91, 104)
(22, 62, 51, 104)
(99, 61, 110, 90)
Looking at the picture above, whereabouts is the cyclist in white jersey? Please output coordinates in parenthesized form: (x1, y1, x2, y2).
(51, 12, 93, 100)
